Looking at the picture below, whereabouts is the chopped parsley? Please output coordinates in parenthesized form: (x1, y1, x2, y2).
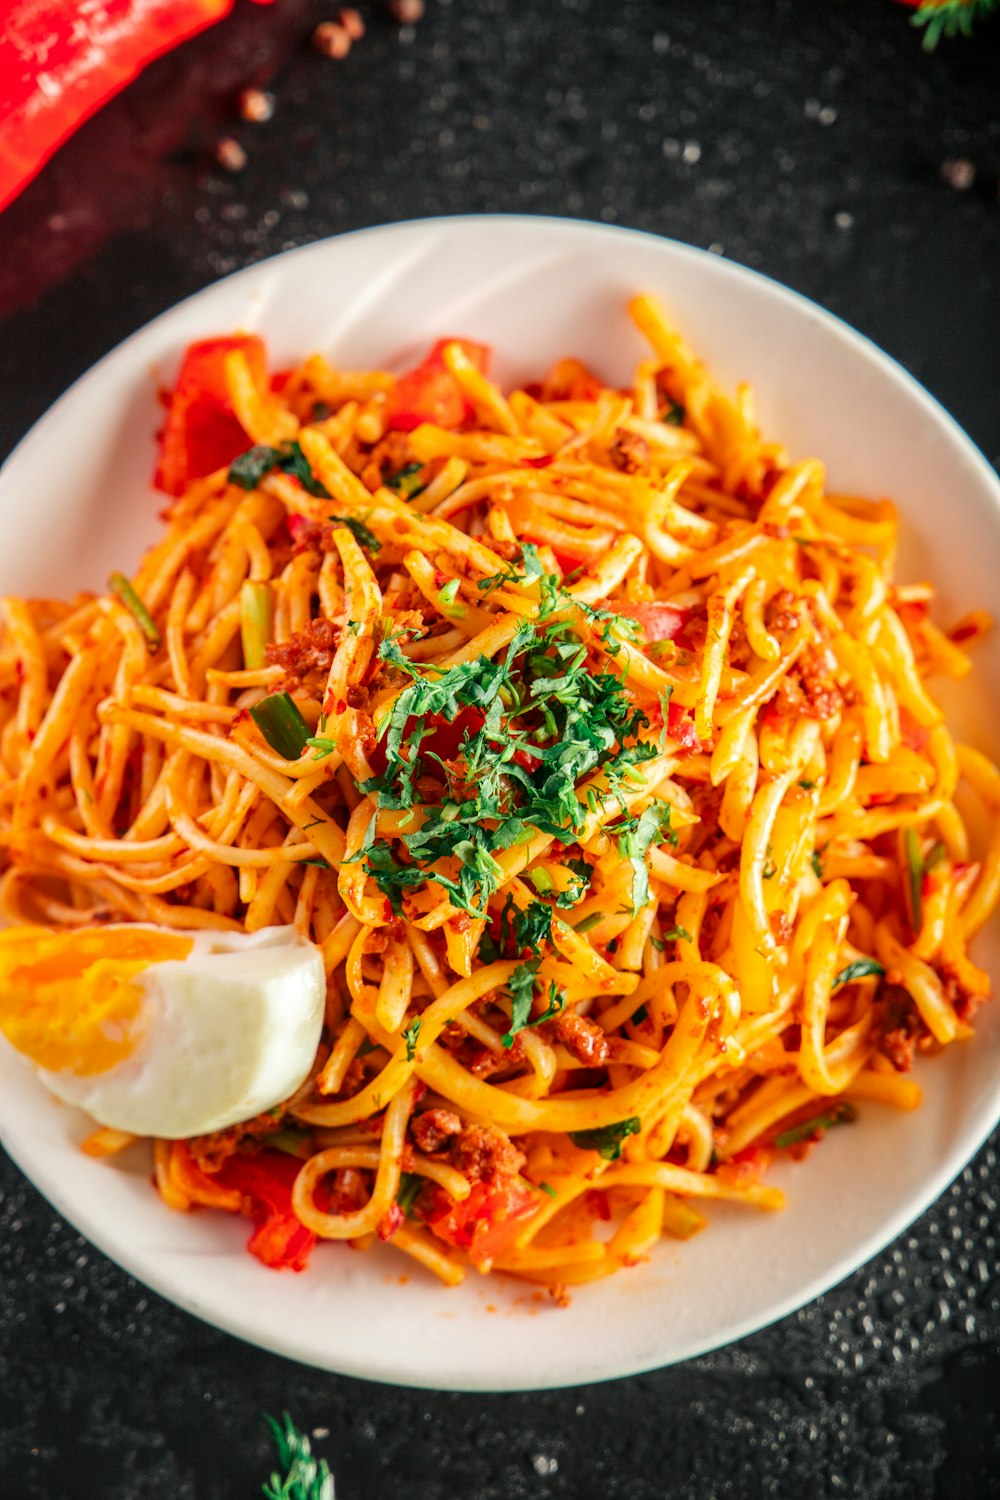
(501, 959, 565, 1047)
(333, 515, 381, 553)
(402, 1018, 421, 1061)
(385, 461, 426, 499)
(229, 441, 330, 498)
(348, 570, 653, 921)
(832, 958, 885, 990)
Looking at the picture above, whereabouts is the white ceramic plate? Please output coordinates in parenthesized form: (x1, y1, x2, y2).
(1, 216, 998, 1391)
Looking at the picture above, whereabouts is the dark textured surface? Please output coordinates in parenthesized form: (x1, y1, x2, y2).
(1, 1, 1000, 1495)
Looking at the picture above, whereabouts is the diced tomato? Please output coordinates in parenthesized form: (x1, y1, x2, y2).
(215, 1150, 317, 1272)
(511, 746, 542, 773)
(716, 1144, 774, 1188)
(425, 1179, 541, 1268)
(155, 335, 266, 495)
(386, 337, 492, 432)
(521, 454, 555, 470)
(377, 1203, 405, 1242)
(899, 707, 930, 754)
(550, 549, 587, 577)
(619, 601, 691, 644)
(666, 699, 702, 752)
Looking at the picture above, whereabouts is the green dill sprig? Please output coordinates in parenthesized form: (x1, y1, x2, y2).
(262, 1414, 334, 1500)
(910, 0, 998, 49)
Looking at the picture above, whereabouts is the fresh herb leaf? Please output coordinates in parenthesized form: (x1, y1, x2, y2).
(230, 441, 330, 498)
(664, 398, 685, 426)
(250, 691, 311, 760)
(774, 1102, 857, 1149)
(269, 1128, 312, 1160)
(402, 1018, 421, 1062)
(229, 445, 283, 490)
(923, 841, 947, 874)
(334, 516, 381, 553)
(262, 1413, 334, 1500)
(615, 802, 673, 910)
(396, 1172, 423, 1217)
(662, 925, 692, 942)
(538, 1181, 558, 1199)
(832, 958, 885, 990)
(385, 461, 426, 498)
(569, 1117, 641, 1161)
(512, 899, 554, 953)
(810, 850, 825, 879)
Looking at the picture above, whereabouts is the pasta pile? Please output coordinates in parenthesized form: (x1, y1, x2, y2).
(0, 295, 996, 1292)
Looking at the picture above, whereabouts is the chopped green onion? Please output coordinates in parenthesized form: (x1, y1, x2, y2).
(538, 1181, 558, 1199)
(774, 1102, 857, 1149)
(108, 573, 160, 650)
(904, 827, 924, 931)
(529, 868, 554, 895)
(250, 691, 311, 760)
(661, 1197, 706, 1240)
(240, 580, 274, 669)
(832, 958, 885, 990)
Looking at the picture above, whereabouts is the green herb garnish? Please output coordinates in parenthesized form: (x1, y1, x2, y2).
(832, 958, 885, 990)
(402, 1018, 421, 1062)
(262, 1413, 334, 1500)
(385, 461, 426, 498)
(569, 1117, 641, 1161)
(396, 1172, 423, 1217)
(334, 515, 381, 553)
(774, 1102, 857, 1149)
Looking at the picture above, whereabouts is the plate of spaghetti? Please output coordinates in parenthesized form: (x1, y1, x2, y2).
(0, 216, 998, 1391)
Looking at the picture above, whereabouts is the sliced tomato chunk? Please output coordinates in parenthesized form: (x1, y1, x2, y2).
(426, 1179, 541, 1268)
(619, 600, 691, 644)
(386, 336, 491, 431)
(155, 334, 266, 495)
(215, 1149, 317, 1272)
(665, 698, 703, 752)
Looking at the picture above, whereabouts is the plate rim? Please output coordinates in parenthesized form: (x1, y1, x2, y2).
(2, 212, 999, 1391)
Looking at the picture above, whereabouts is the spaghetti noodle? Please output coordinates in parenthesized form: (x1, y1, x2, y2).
(0, 297, 996, 1293)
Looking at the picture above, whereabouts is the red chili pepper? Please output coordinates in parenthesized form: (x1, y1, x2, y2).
(521, 454, 555, 470)
(155, 334, 267, 494)
(215, 1150, 317, 1272)
(0, 1, 249, 213)
(385, 337, 491, 432)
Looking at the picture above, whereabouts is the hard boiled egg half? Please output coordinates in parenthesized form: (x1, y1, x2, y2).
(0, 924, 325, 1138)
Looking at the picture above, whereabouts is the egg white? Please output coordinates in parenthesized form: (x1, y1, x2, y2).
(38, 926, 326, 1138)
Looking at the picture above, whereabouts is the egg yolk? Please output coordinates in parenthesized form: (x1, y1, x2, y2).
(0, 926, 193, 1076)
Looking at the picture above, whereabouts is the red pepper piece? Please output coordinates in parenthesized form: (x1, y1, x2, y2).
(386, 337, 491, 431)
(425, 1179, 540, 1269)
(215, 1149, 317, 1272)
(0, 1, 240, 213)
(666, 698, 703, 752)
(155, 334, 267, 494)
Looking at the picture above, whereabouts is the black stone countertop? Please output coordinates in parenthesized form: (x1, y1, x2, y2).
(1, 3, 999, 1495)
